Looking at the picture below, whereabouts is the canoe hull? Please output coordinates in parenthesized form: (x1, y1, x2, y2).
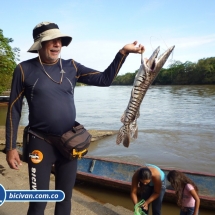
(0, 96, 9, 103)
(76, 156, 215, 210)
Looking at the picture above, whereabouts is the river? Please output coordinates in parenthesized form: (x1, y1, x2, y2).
(1, 85, 214, 174)
(0, 85, 214, 214)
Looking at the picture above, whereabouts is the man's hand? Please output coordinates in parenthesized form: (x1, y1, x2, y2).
(120, 41, 145, 55)
(6, 149, 22, 170)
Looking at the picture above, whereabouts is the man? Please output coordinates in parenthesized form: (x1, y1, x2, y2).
(5, 21, 144, 215)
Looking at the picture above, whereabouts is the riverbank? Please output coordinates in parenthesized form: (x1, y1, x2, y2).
(0, 125, 117, 146)
(0, 151, 132, 215)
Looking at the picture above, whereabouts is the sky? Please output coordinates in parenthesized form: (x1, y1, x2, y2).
(1, 0, 215, 75)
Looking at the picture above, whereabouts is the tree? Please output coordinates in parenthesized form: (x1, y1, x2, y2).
(112, 70, 138, 85)
(0, 29, 20, 94)
(195, 57, 215, 84)
(112, 57, 215, 85)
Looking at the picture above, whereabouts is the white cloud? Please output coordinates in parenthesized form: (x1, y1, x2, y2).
(15, 33, 215, 75)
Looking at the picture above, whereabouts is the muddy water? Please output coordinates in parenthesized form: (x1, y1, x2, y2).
(74, 137, 215, 215)
(1, 85, 215, 214)
(1, 85, 214, 174)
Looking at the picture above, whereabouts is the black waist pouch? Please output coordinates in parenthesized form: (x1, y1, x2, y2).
(28, 121, 92, 160)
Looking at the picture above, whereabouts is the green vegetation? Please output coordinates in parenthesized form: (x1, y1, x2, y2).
(112, 58, 215, 85)
(0, 29, 20, 94)
(0, 29, 214, 96)
(112, 71, 138, 85)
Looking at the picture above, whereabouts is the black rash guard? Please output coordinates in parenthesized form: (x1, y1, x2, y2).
(6, 51, 127, 151)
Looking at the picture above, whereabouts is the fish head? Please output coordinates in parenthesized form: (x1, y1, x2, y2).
(142, 45, 175, 83)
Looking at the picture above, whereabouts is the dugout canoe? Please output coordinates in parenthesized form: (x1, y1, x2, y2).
(0, 96, 9, 103)
(76, 156, 215, 210)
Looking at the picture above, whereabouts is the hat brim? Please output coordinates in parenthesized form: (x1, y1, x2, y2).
(28, 34, 72, 53)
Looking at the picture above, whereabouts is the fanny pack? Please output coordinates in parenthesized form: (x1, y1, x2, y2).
(24, 121, 92, 160)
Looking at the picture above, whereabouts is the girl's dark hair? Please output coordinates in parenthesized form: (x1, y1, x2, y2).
(167, 170, 198, 208)
(138, 167, 152, 180)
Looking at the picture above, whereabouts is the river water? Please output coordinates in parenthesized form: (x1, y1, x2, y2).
(0, 85, 214, 214)
(76, 85, 215, 175)
(1, 85, 214, 174)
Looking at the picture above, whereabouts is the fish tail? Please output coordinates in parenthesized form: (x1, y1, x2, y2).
(131, 127, 138, 139)
(116, 125, 130, 147)
(122, 133, 130, 148)
(116, 126, 125, 145)
(130, 118, 138, 139)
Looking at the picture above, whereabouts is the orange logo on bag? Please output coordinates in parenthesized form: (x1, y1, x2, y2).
(29, 150, 43, 164)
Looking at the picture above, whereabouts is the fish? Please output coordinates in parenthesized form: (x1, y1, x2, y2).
(116, 45, 175, 147)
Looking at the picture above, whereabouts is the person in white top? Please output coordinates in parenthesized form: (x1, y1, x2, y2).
(167, 170, 200, 215)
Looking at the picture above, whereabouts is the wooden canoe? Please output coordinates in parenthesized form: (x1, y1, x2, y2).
(76, 156, 215, 210)
(0, 96, 9, 103)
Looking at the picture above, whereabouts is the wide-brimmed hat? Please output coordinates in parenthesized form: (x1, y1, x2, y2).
(28, 22, 72, 53)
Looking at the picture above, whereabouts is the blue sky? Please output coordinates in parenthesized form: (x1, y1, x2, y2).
(1, 0, 215, 75)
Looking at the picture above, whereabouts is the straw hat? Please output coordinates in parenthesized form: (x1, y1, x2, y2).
(28, 22, 72, 53)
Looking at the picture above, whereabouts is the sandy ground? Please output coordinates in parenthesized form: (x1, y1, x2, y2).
(0, 125, 131, 215)
(0, 152, 132, 215)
